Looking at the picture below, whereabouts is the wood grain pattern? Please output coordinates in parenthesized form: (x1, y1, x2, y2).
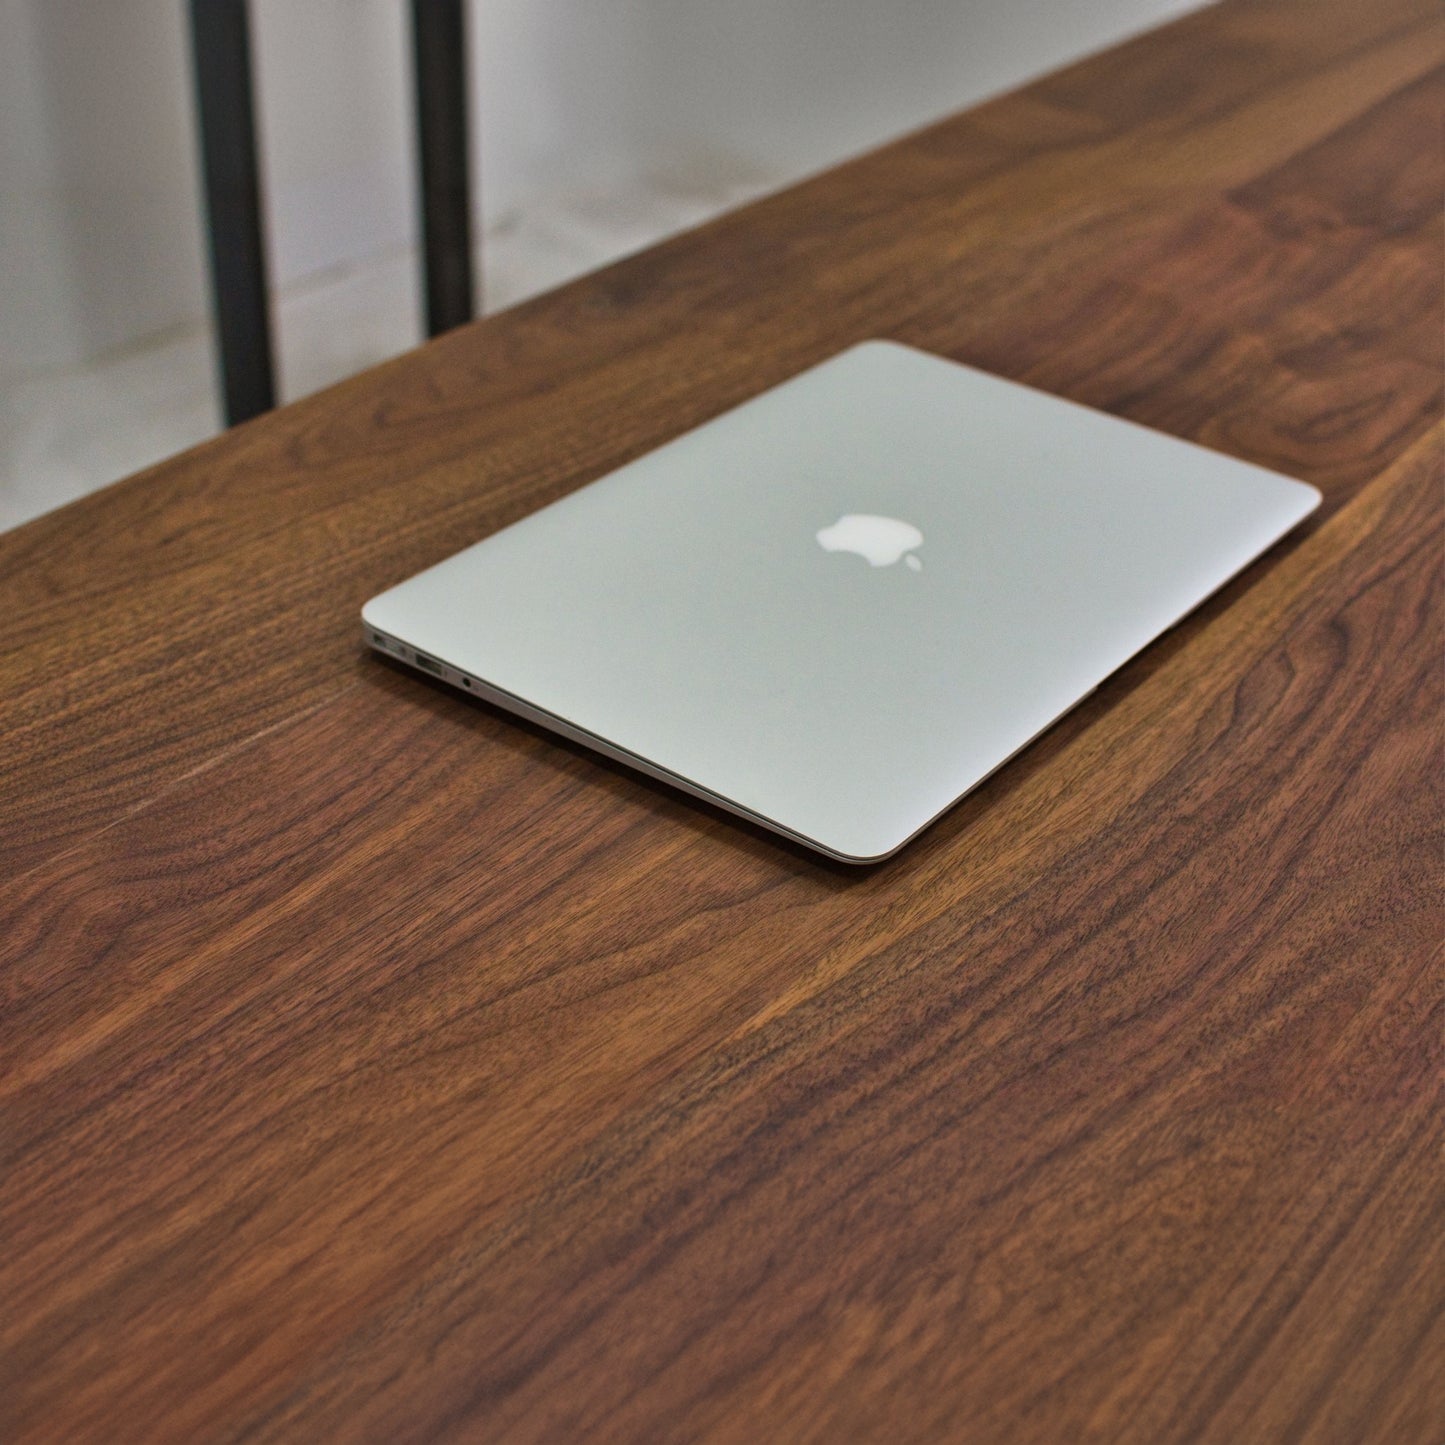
(2, 0, 1441, 1440)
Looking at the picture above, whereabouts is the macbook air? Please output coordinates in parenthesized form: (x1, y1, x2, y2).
(362, 341, 1319, 862)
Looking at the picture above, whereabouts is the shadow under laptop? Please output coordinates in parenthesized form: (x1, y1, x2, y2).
(358, 645, 1088, 886)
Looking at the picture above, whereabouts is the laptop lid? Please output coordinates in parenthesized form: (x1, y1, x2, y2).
(362, 341, 1319, 862)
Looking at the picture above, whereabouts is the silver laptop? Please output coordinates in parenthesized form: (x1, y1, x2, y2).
(362, 341, 1318, 862)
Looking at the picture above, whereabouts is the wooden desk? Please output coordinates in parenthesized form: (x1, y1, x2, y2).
(4, 1, 1441, 1438)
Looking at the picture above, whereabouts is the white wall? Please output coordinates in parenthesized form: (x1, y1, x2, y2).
(0, 0, 1200, 379)
(0, 0, 208, 373)
(477, 0, 1201, 204)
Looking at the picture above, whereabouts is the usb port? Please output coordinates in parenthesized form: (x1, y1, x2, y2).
(413, 651, 443, 676)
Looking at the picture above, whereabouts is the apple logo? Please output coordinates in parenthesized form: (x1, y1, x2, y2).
(816, 513, 924, 571)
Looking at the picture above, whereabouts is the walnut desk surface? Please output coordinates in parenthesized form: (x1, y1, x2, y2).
(3, 1, 1441, 1440)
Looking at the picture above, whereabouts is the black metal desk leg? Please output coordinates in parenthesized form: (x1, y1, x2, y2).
(411, 0, 476, 335)
(188, 0, 275, 426)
